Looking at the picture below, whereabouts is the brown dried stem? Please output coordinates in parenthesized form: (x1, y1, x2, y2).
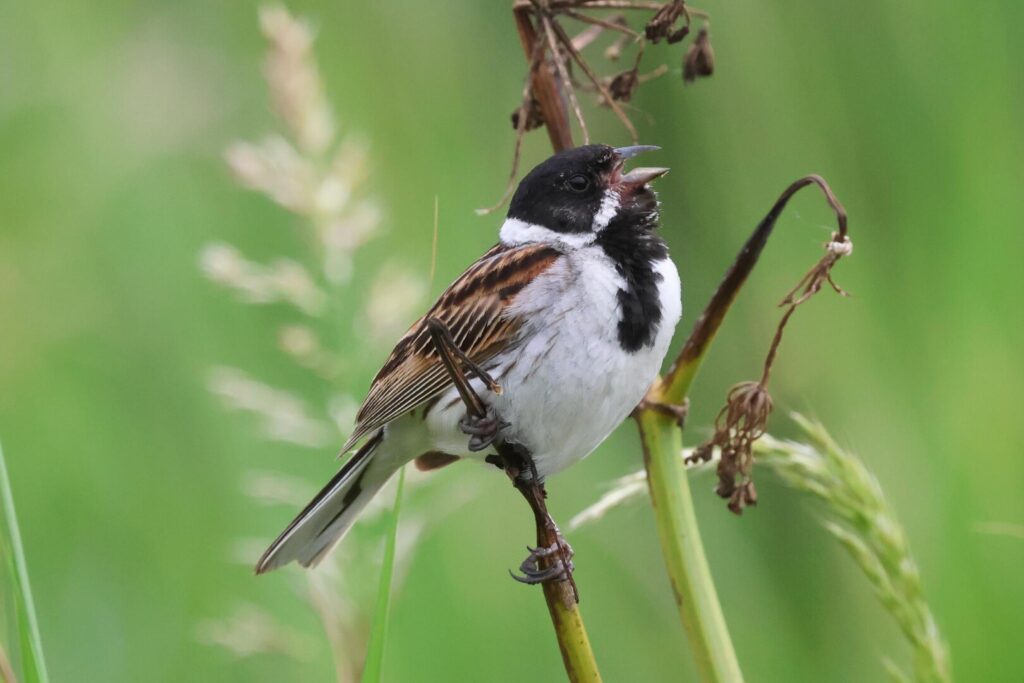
(491, 0, 711, 211)
(562, 9, 640, 38)
(514, 4, 575, 152)
(659, 174, 848, 404)
(676, 175, 851, 513)
(540, 11, 591, 144)
(547, 12, 639, 141)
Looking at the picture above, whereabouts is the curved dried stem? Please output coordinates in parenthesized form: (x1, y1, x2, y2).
(540, 11, 591, 144)
(658, 174, 850, 404)
(562, 9, 641, 38)
(547, 12, 639, 142)
(514, 3, 574, 151)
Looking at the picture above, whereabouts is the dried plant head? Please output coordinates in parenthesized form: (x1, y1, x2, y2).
(781, 231, 853, 306)
(607, 68, 640, 102)
(683, 25, 714, 83)
(681, 174, 851, 515)
(645, 0, 688, 43)
(510, 96, 545, 132)
(604, 32, 629, 61)
(689, 381, 773, 513)
(486, 0, 711, 212)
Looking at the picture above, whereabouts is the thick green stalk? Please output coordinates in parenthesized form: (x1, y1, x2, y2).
(542, 581, 602, 683)
(637, 405, 742, 683)
(633, 175, 847, 680)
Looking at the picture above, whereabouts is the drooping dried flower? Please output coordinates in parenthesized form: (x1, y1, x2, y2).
(607, 69, 640, 102)
(683, 26, 715, 83)
(510, 97, 545, 132)
(686, 175, 851, 514)
(781, 232, 853, 306)
(646, 0, 687, 43)
(688, 381, 773, 513)
(668, 24, 691, 45)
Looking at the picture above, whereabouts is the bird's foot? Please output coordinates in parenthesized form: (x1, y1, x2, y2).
(459, 406, 509, 452)
(510, 536, 575, 585)
(635, 396, 690, 429)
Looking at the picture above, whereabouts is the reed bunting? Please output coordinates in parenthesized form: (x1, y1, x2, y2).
(257, 144, 681, 573)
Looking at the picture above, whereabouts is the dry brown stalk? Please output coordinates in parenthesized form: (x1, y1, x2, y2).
(483, 0, 713, 212)
(685, 175, 852, 514)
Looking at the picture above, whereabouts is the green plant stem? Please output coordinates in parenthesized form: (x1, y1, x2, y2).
(360, 466, 406, 683)
(636, 407, 741, 683)
(633, 174, 848, 680)
(542, 581, 601, 683)
(0, 443, 50, 683)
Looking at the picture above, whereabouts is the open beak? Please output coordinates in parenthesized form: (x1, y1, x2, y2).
(612, 145, 669, 190)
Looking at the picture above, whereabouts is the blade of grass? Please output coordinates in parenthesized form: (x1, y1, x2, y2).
(0, 443, 50, 683)
(359, 465, 406, 683)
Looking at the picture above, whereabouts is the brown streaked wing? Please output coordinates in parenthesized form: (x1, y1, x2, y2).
(339, 242, 561, 452)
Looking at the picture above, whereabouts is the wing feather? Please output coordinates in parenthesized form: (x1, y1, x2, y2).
(339, 242, 561, 452)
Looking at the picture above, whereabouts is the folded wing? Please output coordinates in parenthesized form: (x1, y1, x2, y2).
(339, 242, 562, 453)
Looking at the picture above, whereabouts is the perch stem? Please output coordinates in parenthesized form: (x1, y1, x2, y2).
(427, 318, 601, 682)
(506, 462, 600, 682)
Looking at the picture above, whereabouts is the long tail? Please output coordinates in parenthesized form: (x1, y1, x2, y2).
(256, 430, 394, 573)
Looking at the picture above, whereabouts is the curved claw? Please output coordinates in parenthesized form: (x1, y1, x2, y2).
(509, 541, 576, 584)
(459, 407, 509, 452)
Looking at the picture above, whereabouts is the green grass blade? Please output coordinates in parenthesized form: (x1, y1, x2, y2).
(0, 442, 50, 683)
(360, 466, 406, 683)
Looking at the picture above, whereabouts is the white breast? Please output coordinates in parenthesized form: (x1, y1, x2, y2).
(483, 245, 681, 478)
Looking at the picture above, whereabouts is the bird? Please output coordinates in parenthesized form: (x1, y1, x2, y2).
(256, 144, 682, 574)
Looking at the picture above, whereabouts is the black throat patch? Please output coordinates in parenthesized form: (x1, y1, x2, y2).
(596, 219, 669, 353)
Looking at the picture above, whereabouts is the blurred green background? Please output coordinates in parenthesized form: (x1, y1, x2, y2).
(2, 0, 1022, 681)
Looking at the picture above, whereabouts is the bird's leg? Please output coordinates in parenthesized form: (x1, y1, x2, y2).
(634, 396, 690, 429)
(502, 441, 579, 601)
(426, 318, 576, 600)
(425, 318, 507, 451)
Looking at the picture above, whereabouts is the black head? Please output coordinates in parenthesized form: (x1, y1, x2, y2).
(506, 144, 668, 235)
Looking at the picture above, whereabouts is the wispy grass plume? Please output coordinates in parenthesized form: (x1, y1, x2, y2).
(199, 6, 434, 679)
(0, 443, 50, 683)
(571, 415, 951, 682)
(756, 415, 951, 683)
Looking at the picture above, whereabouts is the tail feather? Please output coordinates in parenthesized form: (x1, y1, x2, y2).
(256, 431, 389, 573)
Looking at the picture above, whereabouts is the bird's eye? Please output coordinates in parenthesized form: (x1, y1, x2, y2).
(565, 174, 591, 193)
